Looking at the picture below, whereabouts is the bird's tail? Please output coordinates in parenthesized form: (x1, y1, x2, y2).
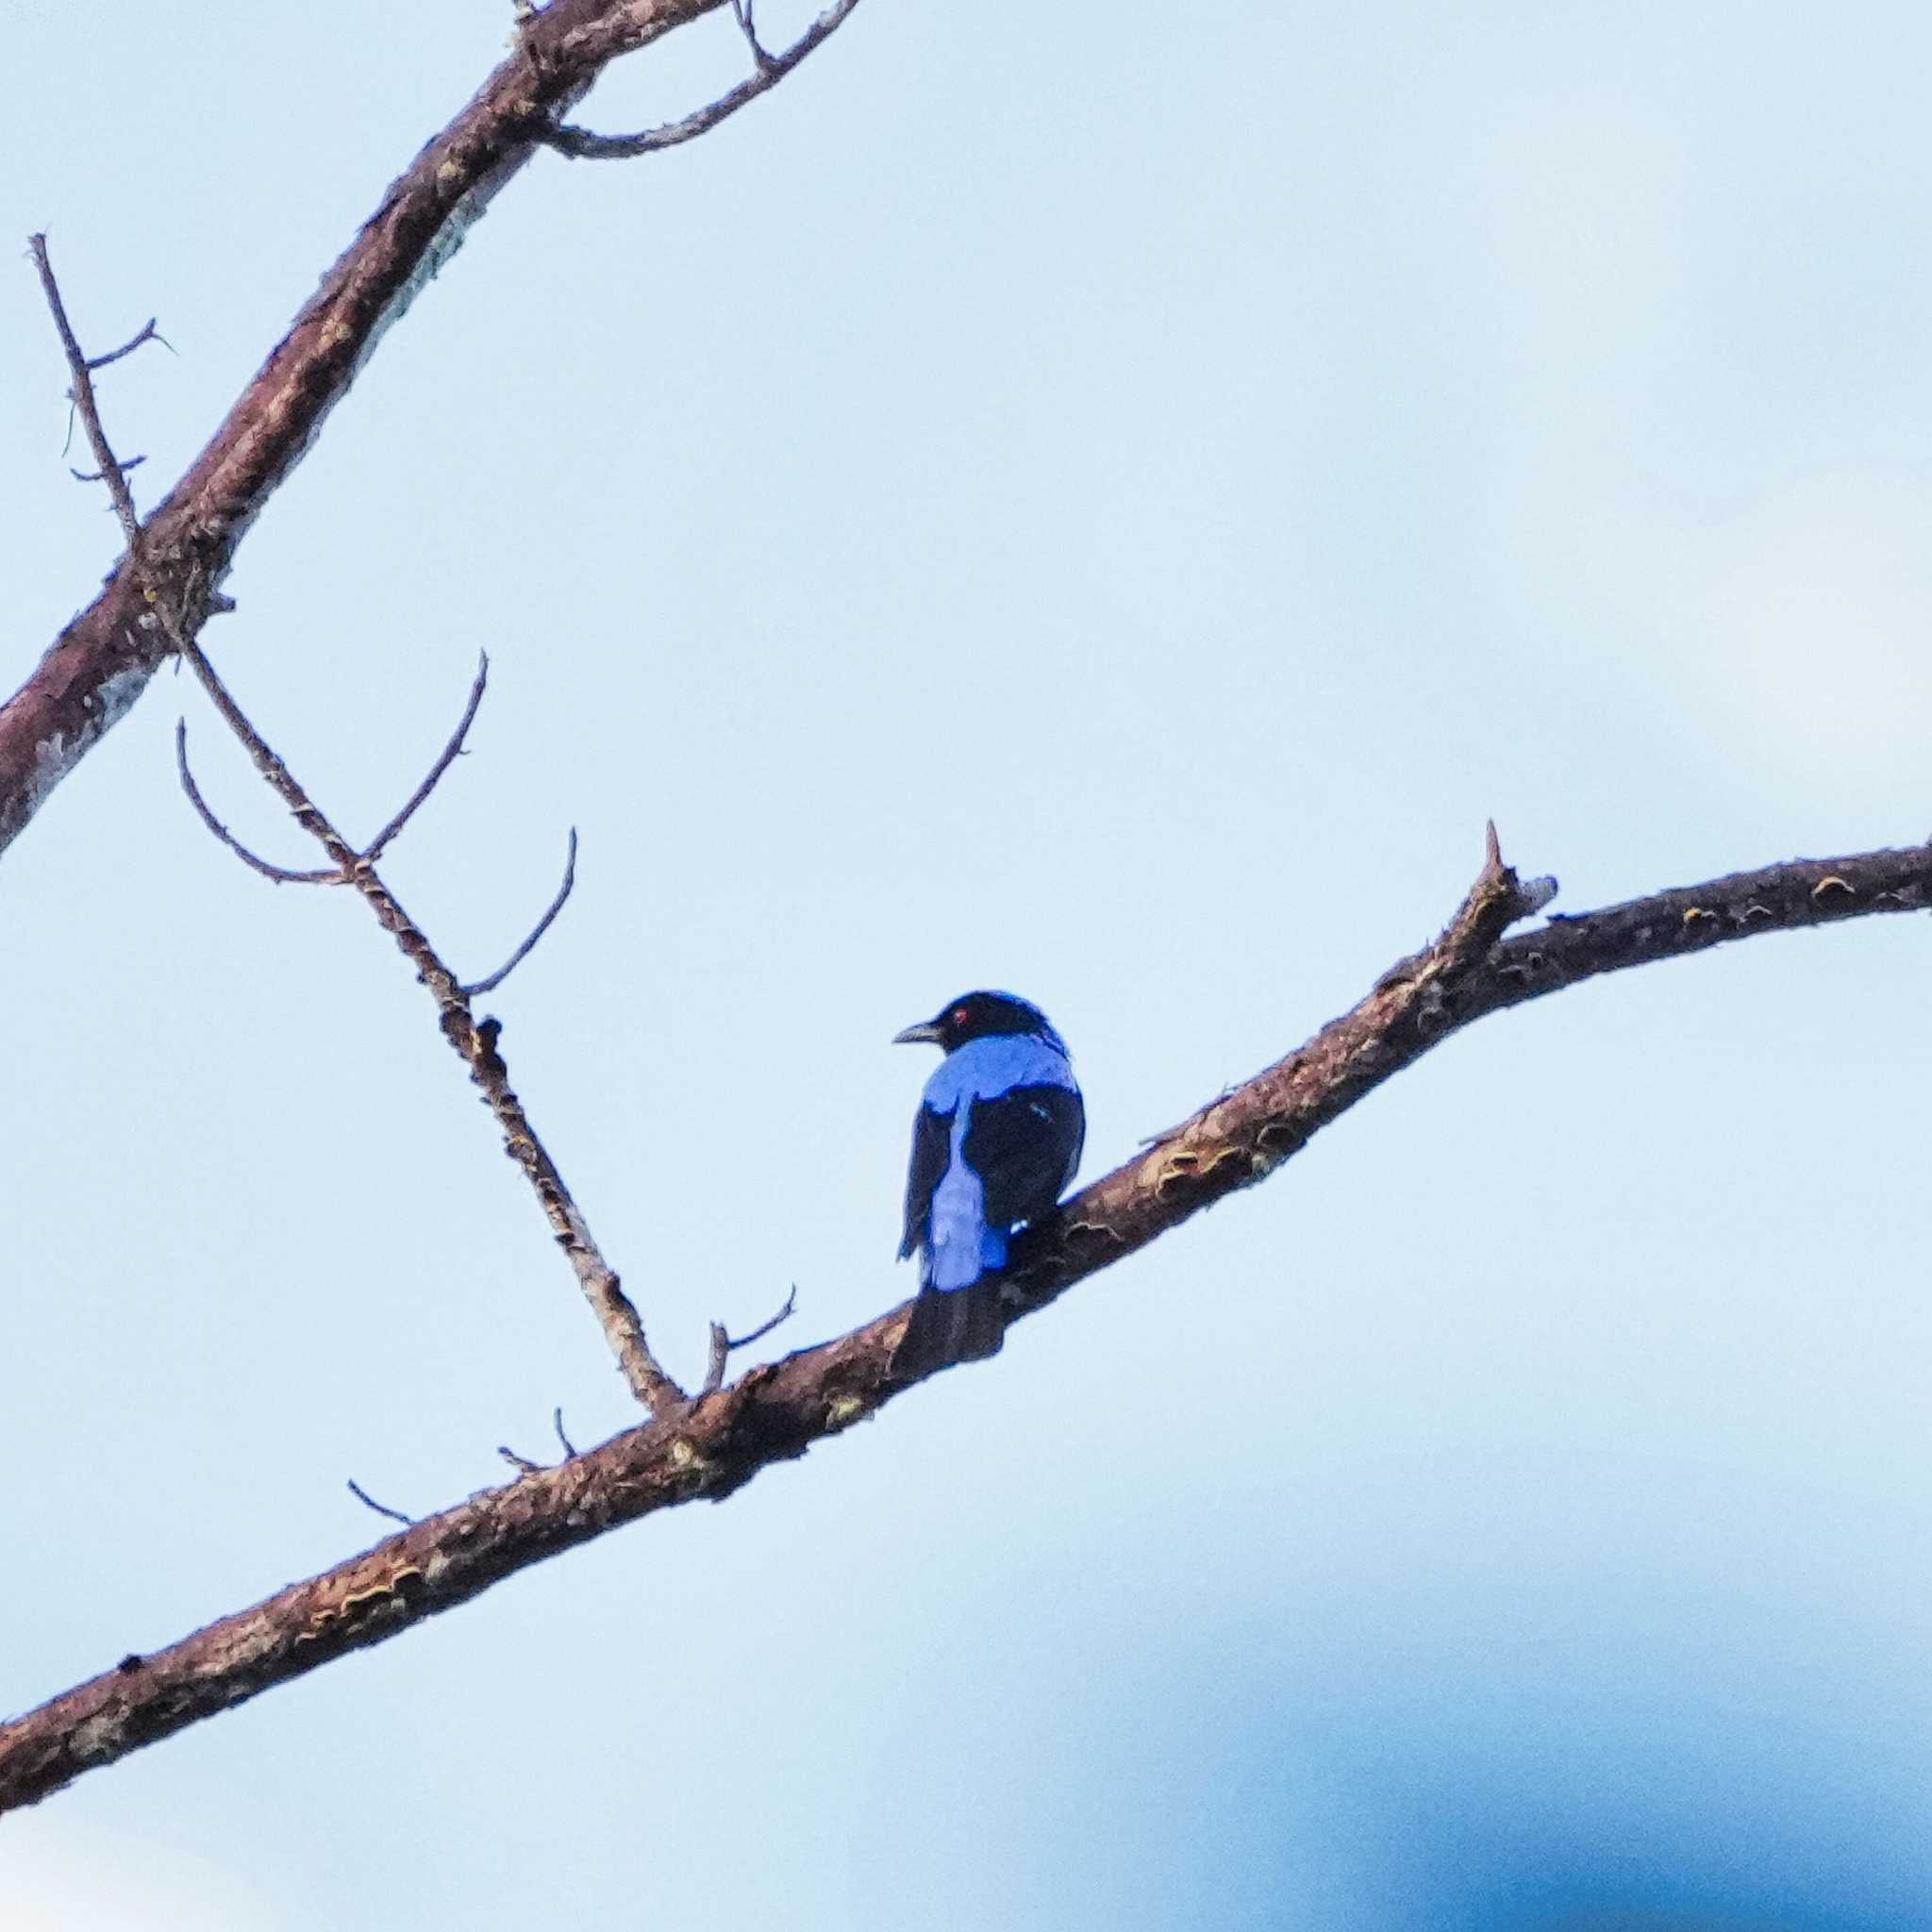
(892, 1283, 1007, 1378)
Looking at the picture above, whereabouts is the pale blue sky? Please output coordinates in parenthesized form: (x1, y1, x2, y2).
(8, 4, 1932, 1926)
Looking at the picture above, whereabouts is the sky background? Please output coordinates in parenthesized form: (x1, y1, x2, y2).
(7, 3, 1932, 1926)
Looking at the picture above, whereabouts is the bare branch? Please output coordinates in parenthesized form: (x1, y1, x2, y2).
(362, 653, 490, 863)
(31, 249, 684, 1422)
(345, 1480, 413, 1527)
(176, 641, 680, 1415)
(29, 235, 143, 553)
(734, 1285, 799, 1351)
(703, 1286, 800, 1394)
(554, 1408, 577, 1458)
(6, 0, 825, 861)
(704, 1324, 730, 1392)
(728, 0, 779, 71)
(70, 453, 145, 485)
(461, 830, 578, 996)
(498, 1446, 544, 1475)
(3, 829, 1927, 1809)
(999, 836, 1932, 1325)
(547, 0, 862, 158)
(175, 721, 342, 885)
(86, 316, 171, 371)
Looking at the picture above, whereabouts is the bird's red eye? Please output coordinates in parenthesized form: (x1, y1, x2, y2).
(952, 1007, 971, 1027)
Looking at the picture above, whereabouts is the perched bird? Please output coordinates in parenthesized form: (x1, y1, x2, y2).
(892, 991, 1085, 1374)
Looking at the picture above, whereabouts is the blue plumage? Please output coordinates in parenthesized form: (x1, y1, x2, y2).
(892, 991, 1085, 1372)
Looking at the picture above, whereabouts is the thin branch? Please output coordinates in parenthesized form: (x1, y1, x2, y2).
(71, 453, 145, 485)
(546, 0, 862, 158)
(701, 1285, 799, 1395)
(345, 1480, 413, 1527)
(498, 1446, 544, 1475)
(8, 828, 1928, 1812)
(184, 649, 491, 879)
(178, 640, 679, 1415)
(460, 829, 578, 995)
(728, 0, 779, 71)
(175, 721, 342, 885)
(733, 1285, 799, 1351)
(85, 316, 170, 371)
(362, 653, 490, 863)
(555, 1408, 577, 1458)
(29, 235, 142, 553)
(31, 248, 684, 1423)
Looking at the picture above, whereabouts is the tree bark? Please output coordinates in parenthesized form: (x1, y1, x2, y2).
(0, 0, 728, 858)
(3, 832, 1922, 1814)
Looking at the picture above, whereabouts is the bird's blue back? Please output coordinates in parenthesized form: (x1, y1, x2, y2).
(919, 1030, 1075, 1115)
(908, 1028, 1082, 1291)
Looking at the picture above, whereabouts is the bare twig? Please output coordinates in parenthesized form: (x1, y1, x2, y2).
(71, 453, 145, 484)
(362, 653, 489, 863)
(32, 247, 685, 1422)
(735, 1285, 798, 1350)
(504, 1401, 591, 1471)
(346, 1480, 413, 1527)
(547, 0, 862, 158)
(461, 830, 578, 996)
(181, 650, 491, 881)
(701, 1284, 799, 1394)
(11, 829, 1932, 1811)
(175, 721, 342, 885)
(728, 0, 779, 70)
(86, 316, 170, 371)
(30, 236, 142, 555)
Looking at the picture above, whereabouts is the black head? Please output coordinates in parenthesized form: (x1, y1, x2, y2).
(892, 990, 1055, 1054)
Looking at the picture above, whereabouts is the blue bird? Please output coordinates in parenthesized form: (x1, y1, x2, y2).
(892, 991, 1085, 1374)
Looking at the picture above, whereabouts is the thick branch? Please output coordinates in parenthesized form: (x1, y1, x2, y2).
(1, 0, 869, 858)
(5, 831, 1923, 1813)
(1000, 840, 1932, 1316)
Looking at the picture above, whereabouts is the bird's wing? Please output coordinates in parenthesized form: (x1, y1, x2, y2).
(961, 1084, 1086, 1231)
(899, 1100, 954, 1260)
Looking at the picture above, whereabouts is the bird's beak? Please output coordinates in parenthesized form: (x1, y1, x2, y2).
(892, 1018, 944, 1047)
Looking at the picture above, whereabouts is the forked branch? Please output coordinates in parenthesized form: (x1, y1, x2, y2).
(176, 647, 676, 1414)
(703, 1286, 800, 1394)
(175, 722, 341, 885)
(545, 0, 863, 158)
(33, 242, 682, 1421)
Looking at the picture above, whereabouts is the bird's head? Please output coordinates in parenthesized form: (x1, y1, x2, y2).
(893, 990, 1056, 1054)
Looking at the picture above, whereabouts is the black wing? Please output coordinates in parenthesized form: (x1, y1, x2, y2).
(961, 1084, 1085, 1232)
(899, 1101, 954, 1260)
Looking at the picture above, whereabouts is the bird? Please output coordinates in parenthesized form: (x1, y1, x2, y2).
(891, 990, 1085, 1374)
